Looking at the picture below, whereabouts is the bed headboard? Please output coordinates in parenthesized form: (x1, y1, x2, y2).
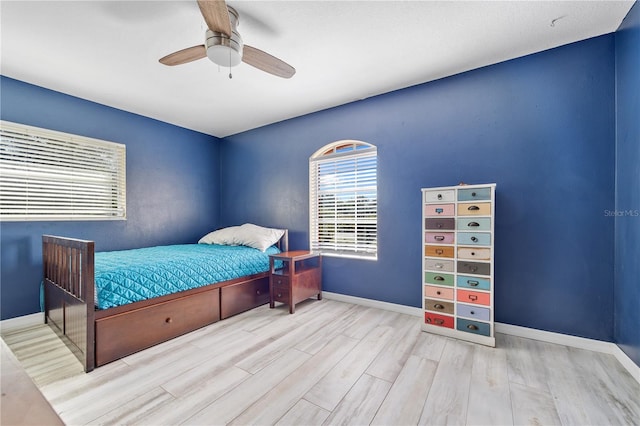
(277, 230, 289, 252)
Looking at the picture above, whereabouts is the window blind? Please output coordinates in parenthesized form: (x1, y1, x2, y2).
(0, 120, 126, 221)
(310, 144, 377, 259)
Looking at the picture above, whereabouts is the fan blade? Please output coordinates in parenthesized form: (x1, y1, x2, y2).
(197, 0, 232, 37)
(159, 45, 206, 66)
(242, 45, 295, 79)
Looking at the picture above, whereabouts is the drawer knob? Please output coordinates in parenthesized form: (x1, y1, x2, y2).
(165, 317, 172, 324)
(434, 304, 444, 310)
(468, 205, 480, 211)
(471, 236, 478, 242)
(277, 293, 282, 298)
(437, 194, 442, 200)
(256, 290, 261, 295)
(436, 291, 441, 295)
(471, 252, 476, 256)
(471, 192, 477, 197)
(437, 223, 443, 228)
(435, 264, 443, 269)
(434, 236, 445, 241)
(468, 222, 480, 227)
(468, 280, 479, 287)
(470, 311, 475, 315)
(467, 324, 479, 331)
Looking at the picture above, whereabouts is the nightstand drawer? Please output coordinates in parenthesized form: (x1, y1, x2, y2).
(272, 283, 289, 303)
(272, 275, 289, 288)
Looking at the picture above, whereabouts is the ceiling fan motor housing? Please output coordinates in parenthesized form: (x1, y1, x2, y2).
(205, 6, 243, 67)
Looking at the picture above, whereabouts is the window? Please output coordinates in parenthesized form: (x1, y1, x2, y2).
(0, 120, 126, 221)
(309, 140, 377, 259)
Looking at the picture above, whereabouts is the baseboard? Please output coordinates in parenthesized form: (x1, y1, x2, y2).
(322, 291, 640, 384)
(0, 312, 44, 335)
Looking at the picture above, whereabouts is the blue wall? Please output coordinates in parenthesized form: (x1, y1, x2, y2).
(0, 76, 221, 320)
(221, 35, 616, 341)
(615, 2, 640, 366)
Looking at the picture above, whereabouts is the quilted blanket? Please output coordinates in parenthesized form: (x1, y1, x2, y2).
(95, 244, 280, 310)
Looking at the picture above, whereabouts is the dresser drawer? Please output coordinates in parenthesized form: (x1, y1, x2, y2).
(424, 298, 454, 315)
(424, 312, 454, 329)
(424, 272, 454, 286)
(457, 275, 491, 291)
(457, 232, 491, 246)
(425, 245, 454, 258)
(457, 304, 490, 322)
(457, 289, 490, 306)
(425, 218, 455, 230)
(425, 232, 454, 244)
(458, 202, 491, 216)
(457, 318, 490, 336)
(457, 217, 491, 231)
(457, 247, 491, 261)
(424, 285, 454, 300)
(424, 259, 454, 272)
(424, 203, 455, 216)
(424, 189, 455, 203)
(457, 261, 491, 276)
(458, 187, 491, 202)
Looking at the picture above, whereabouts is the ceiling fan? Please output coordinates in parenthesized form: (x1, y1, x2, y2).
(159, 0, 295, 79)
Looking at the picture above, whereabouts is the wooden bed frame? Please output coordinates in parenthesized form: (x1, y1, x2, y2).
(42, 232, 288, 372)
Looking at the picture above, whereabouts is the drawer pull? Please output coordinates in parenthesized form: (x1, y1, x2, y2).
(468, 295, 478, 301)
(467, 324, 479, 331)
(468, 205, 480, 211)
(468, 280, 479, 287)
(256, 290, 261, 295)
(436, 249, 444, 255)
(436, 291, 441, 295)
(470, 311, 475, 315)
(471, 236, 478, 242)
(468, 222, 480, 227)
(471, 192, 477, 197)
(165, 317, 173, 324)
(436, 208, 443, 214)
(437, 194, 443, 200)
(434, 304, 445, 310)
(435, 263, 443, 269)
(436, 223, 443, 228)
(434, 276, 445, 281)
(434, 236, 445, 241)
(277, 293, 282, 298)
(434, 319, 444, 325)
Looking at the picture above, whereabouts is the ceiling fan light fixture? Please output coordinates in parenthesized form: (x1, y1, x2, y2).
(206, 29, 243, 67)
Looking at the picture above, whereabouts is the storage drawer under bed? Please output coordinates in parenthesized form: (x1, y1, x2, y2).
(95, 288, 220, 367)
(220, 276, 270, 319)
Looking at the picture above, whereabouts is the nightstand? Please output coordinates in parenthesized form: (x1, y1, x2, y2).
(269, 251, 322, 314)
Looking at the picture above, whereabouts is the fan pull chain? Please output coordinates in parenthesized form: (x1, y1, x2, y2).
(229, 48, 233, 79)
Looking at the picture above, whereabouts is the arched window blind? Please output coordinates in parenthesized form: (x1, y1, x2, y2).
(309, 140, 377, 259)
(0, 120, 126, 221)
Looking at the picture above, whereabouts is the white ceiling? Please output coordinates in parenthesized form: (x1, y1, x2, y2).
(0, 1, 634, 138)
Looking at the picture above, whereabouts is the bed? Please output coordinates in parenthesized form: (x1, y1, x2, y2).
(42, 224, 288, 372)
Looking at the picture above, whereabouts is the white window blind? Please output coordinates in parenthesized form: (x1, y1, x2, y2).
(0, 120, 126, 221)
(310, 141, 377, 259)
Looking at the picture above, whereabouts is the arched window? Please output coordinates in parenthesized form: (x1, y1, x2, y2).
(309, 140, 377, 259)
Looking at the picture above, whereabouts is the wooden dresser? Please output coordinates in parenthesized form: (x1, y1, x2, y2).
(421, 183, 496, 346)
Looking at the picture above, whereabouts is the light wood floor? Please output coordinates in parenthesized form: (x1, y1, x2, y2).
(2, 299, 639, 425)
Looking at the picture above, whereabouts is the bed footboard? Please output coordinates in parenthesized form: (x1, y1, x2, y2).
(42, 235, 95, 372)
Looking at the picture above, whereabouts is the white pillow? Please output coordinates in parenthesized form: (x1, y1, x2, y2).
(198, 226, 242, 245)
(236, 223, 285, 252)
(198, 223, 284, 252)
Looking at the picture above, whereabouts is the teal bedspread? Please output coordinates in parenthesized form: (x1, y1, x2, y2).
(95, 244, 280, 310)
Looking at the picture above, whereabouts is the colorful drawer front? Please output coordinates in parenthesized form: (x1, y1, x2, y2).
(456, 304, 490, 321)
(457, 217, 491, 231)
(425, 232, 454, 244)
(458, 187, 491, 201)
(424, 272, 454, 286)
(457, 232, 491, 246)
(425, 245, 455, 258)
(457, 247, 491, 261)
(425, 218, 455, 230)
(457, 275, 491, 291)
(424, 189, 455, 203)
(424, 312, 454, 329)
(425, 204, 455, 216)
(424, 259, 454, 273)
(457, 261, 491, 276)
(457, 318, 490, 336)
(424, 298, 454, 315)
(457, 289, 490, 306)
(424, 285, 454, 300)
(457, 202, 491, 216)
